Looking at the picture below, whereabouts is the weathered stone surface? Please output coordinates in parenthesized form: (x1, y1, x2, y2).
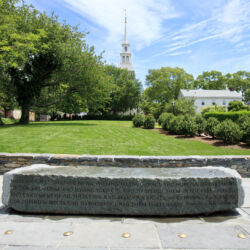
(2, 165, 245, 215)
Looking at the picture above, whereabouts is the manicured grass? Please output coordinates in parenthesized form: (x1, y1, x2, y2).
(0, 120, 249, 155)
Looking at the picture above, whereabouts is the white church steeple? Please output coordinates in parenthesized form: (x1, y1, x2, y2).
(120, 9, 133, 71)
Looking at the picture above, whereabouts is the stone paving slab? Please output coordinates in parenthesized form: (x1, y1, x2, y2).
(242, 179, 250, 207)
(4, 247, 106, 250)
(157, 224, 250, 249)
(0, 222, 73, 247)
(59, 223, 160, 248)
(242, 208, 250, 215)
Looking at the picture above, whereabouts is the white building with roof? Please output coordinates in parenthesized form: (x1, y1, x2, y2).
(179, 89, 243, 113)
(119, 10, 133, 71)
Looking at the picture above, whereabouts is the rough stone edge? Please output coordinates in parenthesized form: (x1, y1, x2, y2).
(209, 166, 245, 207)
(3, 164, 245, 208)
(2, 171, 13, 205)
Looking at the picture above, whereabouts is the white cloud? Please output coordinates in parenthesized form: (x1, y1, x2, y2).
(63, 0, 179, 50)
(154, 0, 250, 57)
(168, 50, 192, 56)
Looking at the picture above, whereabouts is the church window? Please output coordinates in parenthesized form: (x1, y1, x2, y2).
(202, 101, 205, 105)
(223, 100, 226, 105)
(125, 46, 127, 52)
(212, 100, 216, 105)
(122, 56, 125, 63)
(126, 56, 129, 62)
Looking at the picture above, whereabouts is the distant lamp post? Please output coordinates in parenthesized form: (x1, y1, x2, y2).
(172, 101, 175, 115)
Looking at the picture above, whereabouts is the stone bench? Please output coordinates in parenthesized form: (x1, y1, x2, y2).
(2, 164, 244, 215)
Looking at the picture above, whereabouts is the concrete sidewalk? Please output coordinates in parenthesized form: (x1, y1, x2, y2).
(0, 176, 249, 249)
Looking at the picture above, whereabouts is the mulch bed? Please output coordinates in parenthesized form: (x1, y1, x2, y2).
(154, 128, 250, 150)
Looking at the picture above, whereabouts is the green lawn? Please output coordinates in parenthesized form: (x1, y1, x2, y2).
(0, 120, 249, 155)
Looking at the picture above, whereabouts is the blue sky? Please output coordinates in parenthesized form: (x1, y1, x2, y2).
(26, 0, 250, 85)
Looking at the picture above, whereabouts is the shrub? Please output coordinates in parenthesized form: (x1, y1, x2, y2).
(158, 112, 167, 126)
(164, 98, 196, 116)
(161, 113, 174, 130)
(201, 105, 226, 116)
(203, 111, 250, 122)
(143, 115, 155, 129)
(195, 114, 206, 136)
(215, 119, 243, 144)
(180, 115, 198, 137)
(132, 114, 144, 127)
(238, 115, 250, 145)
(169, 115, 184, 134)
(228, 101, 248, 112)
(205, 117, 220, 138)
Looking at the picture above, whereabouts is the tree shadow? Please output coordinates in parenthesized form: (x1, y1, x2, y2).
(0, 121, 97, 129)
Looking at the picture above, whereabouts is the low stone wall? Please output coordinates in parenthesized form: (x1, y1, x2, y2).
(0, 153, 249, 177)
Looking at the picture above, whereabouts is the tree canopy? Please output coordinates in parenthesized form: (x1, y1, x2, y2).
(0, 0, 111, 123)
(145, 67, 194, 105)
(103, 65, 142, 114)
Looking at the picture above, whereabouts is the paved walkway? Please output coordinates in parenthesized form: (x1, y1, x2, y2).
(0, 176, 249, 249)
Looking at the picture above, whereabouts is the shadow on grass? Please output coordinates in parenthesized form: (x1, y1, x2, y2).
(0, 121, 97, 129)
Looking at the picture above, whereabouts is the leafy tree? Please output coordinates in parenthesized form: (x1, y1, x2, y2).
(0, 71, 17, 116)
(164, 98, 196, 116)
(225, 71, 250, 97)
(245, 89, 250, 105)
(0, 0, 111, 123)
(145, 67, 194, 105)
(194, 71, 226, 90)
(104, 65, 142, 114)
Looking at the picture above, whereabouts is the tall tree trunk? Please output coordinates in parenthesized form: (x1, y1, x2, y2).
(19, 105, 30, 124)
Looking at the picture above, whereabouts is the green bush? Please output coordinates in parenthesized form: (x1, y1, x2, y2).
(215, 119, 243, 144)
(238, 115, 250, 145)
(161, 113, 175, 130)
(169, 115, 184, 134)
(205, 117, 220, 138)
(158, 112, 168, 126)
(180, 115, 198, 137)
(132, 114, 144, 127)
(204, 111, 250, 122)
(228, 101, 248, 111)
(164, 98, 196, 116)
(195, 114, 206, 136)
(201, 105, 226, 116)
(143, 115, 155, 129)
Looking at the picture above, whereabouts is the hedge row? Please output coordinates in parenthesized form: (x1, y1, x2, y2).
(82, 114, 134, 121)
(159, 112, 250, 145)
(203, 111, 250, 122)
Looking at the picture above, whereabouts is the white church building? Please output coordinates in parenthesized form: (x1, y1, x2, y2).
(119, 10, 133, 71)
(179, 89, 243, 113)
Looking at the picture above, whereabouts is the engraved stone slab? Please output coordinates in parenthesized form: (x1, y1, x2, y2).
(2, 165, 245, 215)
